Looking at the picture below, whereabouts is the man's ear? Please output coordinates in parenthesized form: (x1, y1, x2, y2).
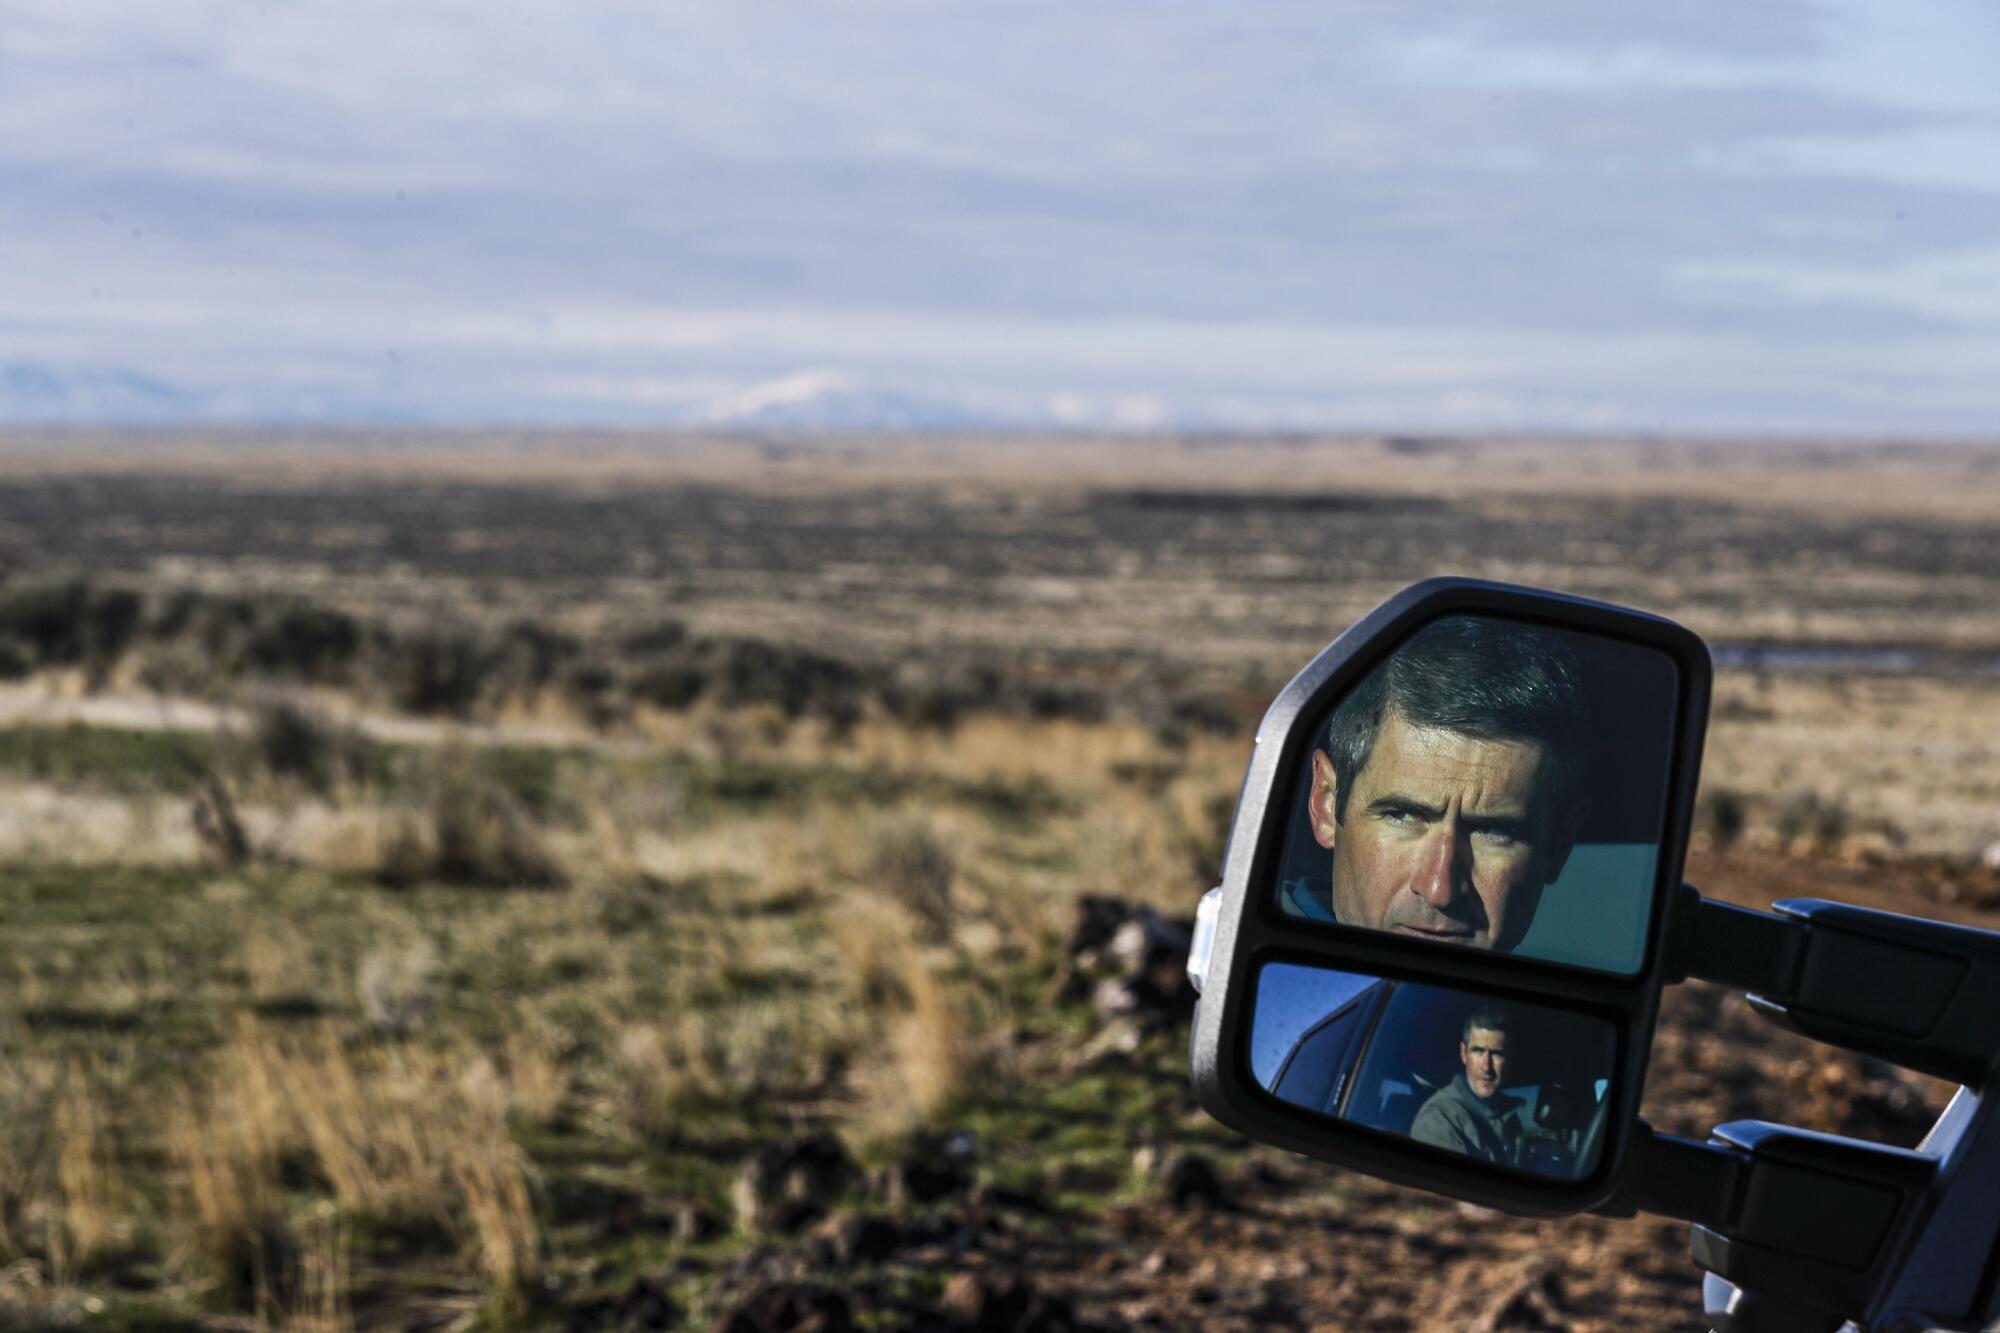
(1541, 798, 1589, 885)
(1308, 750, 1341, 850)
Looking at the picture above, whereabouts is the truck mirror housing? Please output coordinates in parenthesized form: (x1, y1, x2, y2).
(1189, 577, 1712, 1215)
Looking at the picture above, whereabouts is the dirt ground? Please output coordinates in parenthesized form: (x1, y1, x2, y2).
(934, 847, 1972, 1333)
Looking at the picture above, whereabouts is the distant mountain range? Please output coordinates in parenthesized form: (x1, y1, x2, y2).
(689, 370, 1009, 430)
(2, 361, 201, 422)
(0, 359, 1187, 431)
(0, 360, 433, 427)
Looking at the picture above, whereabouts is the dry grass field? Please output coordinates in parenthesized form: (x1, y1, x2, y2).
(0, 430, 1995, 1331)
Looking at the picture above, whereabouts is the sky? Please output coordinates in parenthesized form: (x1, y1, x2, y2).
(3, 0, 1997, 433)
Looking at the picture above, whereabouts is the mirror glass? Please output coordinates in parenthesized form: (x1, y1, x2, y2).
(1251, 960, 1617, 1180)
(1271, 614, 1679, 974)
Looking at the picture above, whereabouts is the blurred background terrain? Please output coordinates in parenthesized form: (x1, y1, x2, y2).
(7, 0, 1999, 1326)
(0, 433, 1994, 1330)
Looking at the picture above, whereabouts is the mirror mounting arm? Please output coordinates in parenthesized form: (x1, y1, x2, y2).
(1664, 888, 2000, 1089)
(1594, 1120, 1743, 1228)
(1658, 892, 2000, 1329)
(1604, 1119, 1937, 1329)
(1663, 885, 1804, 994)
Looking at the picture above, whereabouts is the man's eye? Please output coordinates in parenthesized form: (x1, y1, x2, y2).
(1474, 828, 1520, 846)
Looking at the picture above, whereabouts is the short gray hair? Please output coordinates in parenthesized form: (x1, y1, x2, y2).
(1322, 616, 1585, 824)
(1461, 1003, 1512, 1043)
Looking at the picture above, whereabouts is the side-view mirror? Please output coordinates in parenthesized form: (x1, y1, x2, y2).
(1190, 577, 2000, 1333)
(1188, 576, 1710, 1215)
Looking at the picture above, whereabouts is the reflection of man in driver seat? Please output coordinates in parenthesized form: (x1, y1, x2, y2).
(1410, 1005, 1528, 1165)
(1286, 617, 1587, 953)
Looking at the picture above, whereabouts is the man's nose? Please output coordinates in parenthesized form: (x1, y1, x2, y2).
(1411, 824, 1469, 908)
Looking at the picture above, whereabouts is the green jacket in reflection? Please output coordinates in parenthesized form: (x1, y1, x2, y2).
(1409, 1074, 1530, 1166)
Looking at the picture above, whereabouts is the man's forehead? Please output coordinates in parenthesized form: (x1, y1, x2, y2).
(1465, 1027, 1507, 1048)
(1359, 710, 1549, 800)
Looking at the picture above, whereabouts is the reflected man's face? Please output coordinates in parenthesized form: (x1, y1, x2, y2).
(1460, 1025, 1509, 1101)
(1309, 707, 1576, 951)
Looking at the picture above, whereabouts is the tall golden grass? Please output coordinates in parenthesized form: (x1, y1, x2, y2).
(168, 1024, 544, 1309)
(831, 896, 1006, 1138)
(50, 1071, 120, 1278)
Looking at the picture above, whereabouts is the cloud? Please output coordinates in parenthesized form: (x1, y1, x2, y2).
(1, 0, 1995, 431)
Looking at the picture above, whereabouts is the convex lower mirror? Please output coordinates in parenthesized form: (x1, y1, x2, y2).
(1253, 960, 1616, 1180)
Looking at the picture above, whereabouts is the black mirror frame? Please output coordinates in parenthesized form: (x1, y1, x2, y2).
(1190, 576, 1713, 1216)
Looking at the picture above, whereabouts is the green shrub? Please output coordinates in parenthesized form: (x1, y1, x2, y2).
(866, 820, 956, 941)
(379, 755, 563, 889)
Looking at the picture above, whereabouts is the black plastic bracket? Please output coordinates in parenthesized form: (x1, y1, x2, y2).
(1664, 890, 2000, 1089)
(1662, 885, 1802, 993)
(1596, 1123, 1742, 1226)
(1690, 1040, 2000, 1333)
(1603, 1119, 1936, 1326)
(1687, 1121, 1935, 1316)
(1652, 887, 2000, 1331)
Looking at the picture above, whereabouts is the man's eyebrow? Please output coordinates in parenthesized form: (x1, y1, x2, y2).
(1365, 794, 1444, 819)
(1461, 813, 1536, 837)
